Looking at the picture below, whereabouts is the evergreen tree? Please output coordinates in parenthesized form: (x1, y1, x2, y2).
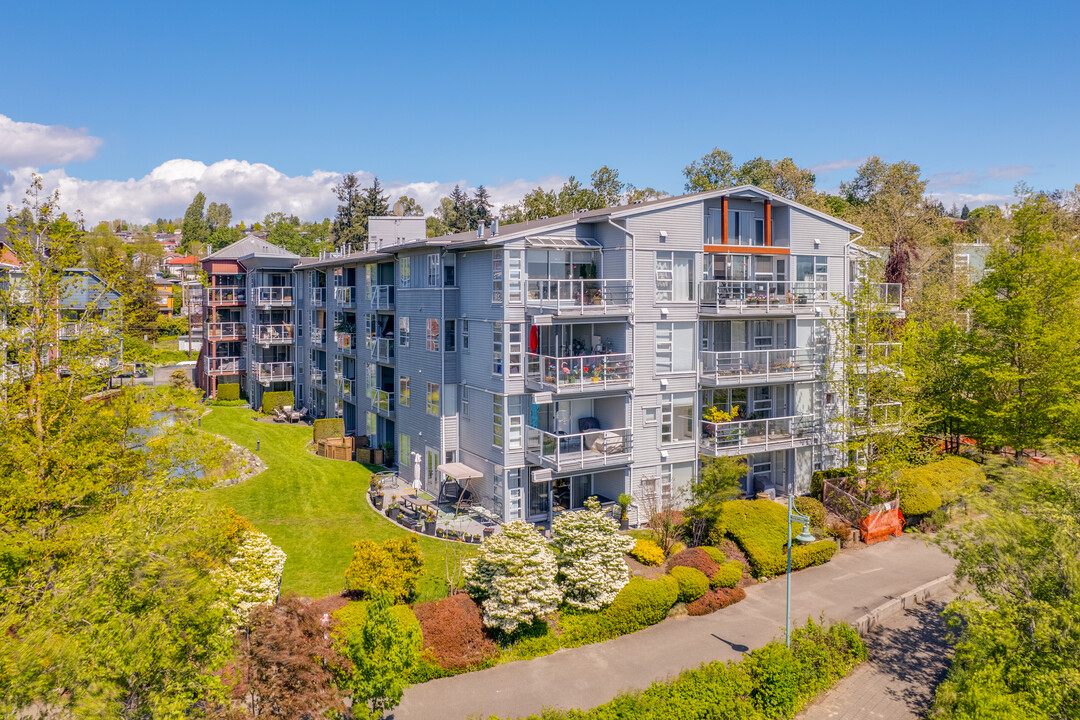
(471, 185, 492, 228)
(180, 191, 210, 253)
(332, 173, 366, 249)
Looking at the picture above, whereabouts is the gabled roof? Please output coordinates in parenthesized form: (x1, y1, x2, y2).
(203, 234, 301, 262)
(165, 254, 199, 265)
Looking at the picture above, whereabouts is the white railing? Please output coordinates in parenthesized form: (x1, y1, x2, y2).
(701, 414, 818, 455)
(526, 426, 632, 471)
(334, 286, 355, 305)
(370, 336, 395, 363)
(253, 324, 294, 344)
(336, 331, 356, 353)
(849, 281, 903, 309)
(311, 328, 326, 345)
(206, 287, 245, 304)
(311, 368, 326, 387)
(205, 356, 244, 374)
(206, 321, 245, 339)
(372, 389, 395, 416)
(255, 286, 294, 306)
(370, 285, 395, 309)
(700, 280, 828, 313)
(310, 287, 326, 306)
(700, 348, 818, 384)
(253, 361, 293, 383)
(525, 278, 633, 312)
(855, 401, 903, 429)
(338, 377, 356, 399)
(854, 342, 902, 369)
(526, 353, 632, 391)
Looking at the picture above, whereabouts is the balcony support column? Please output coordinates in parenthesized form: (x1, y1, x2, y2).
(721, 196, 729, 245)
(765, 199, 772, 247)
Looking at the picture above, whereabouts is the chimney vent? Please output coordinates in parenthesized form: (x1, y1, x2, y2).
(492, 218, 499, 236)
(477, 222, 485, 239)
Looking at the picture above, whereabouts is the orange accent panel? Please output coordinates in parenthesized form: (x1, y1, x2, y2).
(765, 200, 772, 247)
(704, 245, 790, 255)
(720, 196, 729, 243)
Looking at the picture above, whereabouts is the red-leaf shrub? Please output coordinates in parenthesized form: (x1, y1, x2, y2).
(686, 586, 747, 616)
(413, 593, 498, 671)
(668, 547, 720, 578)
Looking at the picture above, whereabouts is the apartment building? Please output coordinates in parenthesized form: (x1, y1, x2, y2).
(200, 187, 899, 525)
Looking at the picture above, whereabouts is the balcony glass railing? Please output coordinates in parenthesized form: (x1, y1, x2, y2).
(369, 336, 395, 363)
(526, 426, 632, 470)
(370, 285, 395, 309)
(334, 286, 355, 305)
(253, 324, 294, 344)
(311, 328, 326, 345)
(525, 278, 633, 312)
(526, 352, 632, 391)
(206, 321, 245, 339)
(336, 331, 356, 353)
(700, 280, 828, 313)
(855, 401, 903, 428)
(372, 389, 395, 415)
(254, 287, 294, 306)
(310, 368, 326, 387)
(700, 348, 818, 384)
(205, 356, 244, 374)
(700, 414, 818, 455)
(310, 287, 326, 306)
(206, 287, 246, 304)
(338, 377, 356, 399)
(253, 361, 293, 383)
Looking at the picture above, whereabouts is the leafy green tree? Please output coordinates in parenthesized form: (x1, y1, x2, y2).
(624, 184, 669, 204)
(206, 201, 232, 232)
(332, 172, 366, 248)
(393, 196, 424, 216)
(344, 536, 422, 601)
(590, 165, 625, 207)
(687, 455, 747, 543)
(683, 147, 737, 192)
(181, 191, 210, 253)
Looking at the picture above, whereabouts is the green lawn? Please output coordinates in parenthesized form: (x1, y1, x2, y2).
(200, 407, 469, 601)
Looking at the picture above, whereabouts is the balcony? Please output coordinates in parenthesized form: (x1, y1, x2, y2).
(206, 287, 246, 306)
(334, 286, 356, 307)
(526, 426, 632, 472)
(370, 336, 395, 363)
(700, 348, 819, 386)
(336, 331, 357, 354)
(206, 321, 246, 340)
(525, 352, 633, 394)
(311, 328, 326, 346)
(205, 356, 244, 375)
(850, 282, 903, 311)
(854, 401, 902, 431)
(370, 285, 395, 310)
(311, 368, 326, 388)
(253, 324, 295, 346)
(372, 389, 395, 419)
(700, 280, 828, 315)
(853, 342, 902, 374)
(700, 414, 819, 457)
(310, 287, 326, 306)
(338, 377, 356, 401)
(254, 286, 294, 308)
(253, 361, 294, 385)
(525, 279, 633, 315)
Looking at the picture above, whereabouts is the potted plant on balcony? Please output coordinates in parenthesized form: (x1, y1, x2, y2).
(617, 493, 633, 531)
(483, 525, 495, 539)
(387, 501, 400, 520)
(423, 506, 437, 536)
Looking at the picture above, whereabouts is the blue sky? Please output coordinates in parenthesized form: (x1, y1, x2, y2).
(1, 0, 1077, 223)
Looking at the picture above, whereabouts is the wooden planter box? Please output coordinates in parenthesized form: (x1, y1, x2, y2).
(356, 448, 373, 463)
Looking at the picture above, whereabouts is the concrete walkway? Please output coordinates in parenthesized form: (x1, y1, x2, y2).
(798, 592, 956, 720)
(392, 535, 955, 720)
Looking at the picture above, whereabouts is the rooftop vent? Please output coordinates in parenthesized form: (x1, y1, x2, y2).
(491, 217, 499, 236)
(477, 222, 486, 238)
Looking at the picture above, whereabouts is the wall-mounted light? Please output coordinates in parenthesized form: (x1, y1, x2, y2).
(659, 230, 668, 243)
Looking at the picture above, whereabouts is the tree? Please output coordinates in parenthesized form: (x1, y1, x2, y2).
(959, 203, 970, 220)
(590, 165, 625, 208)
(624, 184, 669, 204)
(462, 521, 562, 632)
(213, 528, 287, 628)
(181, 191, 210, 253)
(206, 201, 232, 232)
(683, 148, 737, 192)
(471, 185, 492, 228)
(344, 536, 422, 601)
(550, 497, 634, 610)
(332, 173, 366, 249)
(687, 455, 747, 544)
(393, 196, 424, 216)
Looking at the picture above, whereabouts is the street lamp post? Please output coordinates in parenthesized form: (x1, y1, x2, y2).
(786, 493, 816, 648)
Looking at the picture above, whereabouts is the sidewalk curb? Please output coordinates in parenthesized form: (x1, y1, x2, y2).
(852, 573, 954, 636)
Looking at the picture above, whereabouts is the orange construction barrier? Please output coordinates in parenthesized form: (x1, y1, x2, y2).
(859, 508, 905, 545)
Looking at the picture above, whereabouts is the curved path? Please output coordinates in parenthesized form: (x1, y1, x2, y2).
(392, 535, 955, 720)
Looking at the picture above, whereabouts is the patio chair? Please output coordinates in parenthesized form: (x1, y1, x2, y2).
(271, 407, 287, 423)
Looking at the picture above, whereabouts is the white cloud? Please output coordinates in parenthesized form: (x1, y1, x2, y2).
(809, 157, 868, 175)
(0, 114, 103, 166)
(0, 159, 566, 225)
(927, 190, 1015, 210)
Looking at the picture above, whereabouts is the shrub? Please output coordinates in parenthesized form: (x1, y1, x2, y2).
(791, 540, 838, 569)
(711, 560, 744, 589)
(667, 541, 686, 557)
(810, 467, 854, 501)
(794, 496, 826, 530)
(686, 586, 746, 616)
(629, 538, 665, 566)
(559, 576, 678, 647)
(669, 566, 710, 603)
(262, 390, 294, 414)
(898, 456, 984, 517)
(668, 547, 720, 579)
(169, 368, 191, 389)
(217, 382, 240, 401)
(412, 594, 498, 671)
(313, 418, 345, 442)
(698, 546, 727, 565)
(898, 474, 943, 516)
(551, 498, 635, 610)
(720, 499, 837, 578)
(210, 399, 247, 407)
(344, 536, 423, 601)
(211, 528, 287, 628)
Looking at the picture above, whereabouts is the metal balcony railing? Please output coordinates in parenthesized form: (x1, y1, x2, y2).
(205, 356, 244, 374)
(525, 278, 633, 313)
(525, 352, 632, 392)
(700, 280, 828, 314)
(252, 361, 293, 384)
(254, 286, 294, 307)
(311, 368, 326, 387)
(206, 321, 245, 339)
(253, 324, 295, 345)
(372, 389, 395, 417)
(310, 287, 326, 306)
(370, 285, 395, 310)
(206, 287, 246, 305)
(334, 286, 355, 306)
(526, 426, 632, 471)
(700, 347, 819, 385)
(338, 377, 356, 400)
(700, 414, 819, 456)
(370, 336, 395, 363)
(336, 331, 356, 353)
(311, 328, 326, 346)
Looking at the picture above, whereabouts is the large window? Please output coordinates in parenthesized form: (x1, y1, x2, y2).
(398, 433, 410, 468)
(398, 316, 409, 347)
(367, 411, 376, 437)
(398, 257, 411, 287)
(426, 382, 440, 416)
(399, 376, 410, 407)
(507, 469, 523, 520)
(426, 318, 440, 351)
(508, 323, 523, 376)
(462, 319, 469, 350)
(507, 395, 524, 450)
(461, 385, 470, 419)
(728, 210, 764, 245)
(493, 322, 503, 375)
(445, 319, 456, 352)
(492, 253, 503, 303)
(365, 363, 375, 399)
(655, 252, 695, 302)
(493, 395, 504, 448)
(507, 250, 523, 303)
(661, 392, 695, 444)
(427, 254, 440, 286)
(656, 322, 695, 373)
(530, 478, 550, 516)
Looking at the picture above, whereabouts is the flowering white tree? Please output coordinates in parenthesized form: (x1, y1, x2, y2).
(462, 521, 562, 633)
(214, 529, 287, 627)
(551, 497, 635, 610)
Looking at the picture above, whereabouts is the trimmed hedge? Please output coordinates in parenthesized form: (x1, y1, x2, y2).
(217, 382, 240, 401)
(261, 390, 294, 414)
(670, 566, 710, 603)
(496, 619, 867, 719)
(721, 499, 838, 578)
(560, 576, 678, 647)
(209, 399, 247, 407)
(898, 475, 943, 516)
(711, 560, 744, 589)
(686, 586, 746, 616)
(793, 496, 826, 530)
(313, 418, 345, 442)
(668, 548, 720, 579)
(810, 467, 854, 501)
(629, 538, 665, 566)
(897, 456, 984, 517)
(699, 546, 727, 565)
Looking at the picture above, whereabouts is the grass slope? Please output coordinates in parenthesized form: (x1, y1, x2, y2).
(200, 407, 468, 601)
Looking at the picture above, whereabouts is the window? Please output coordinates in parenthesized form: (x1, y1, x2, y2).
(427, 254, 440, 286)
(398, 316, 409, 347)
(507, 469, 523, 520)
(728, 210, 762, 245)
(643, 406, 659, 425)
(462, 319, 469, 350)
(508, 323, 523, 376)
(461, 385, 470, 419)
(661, 392, 695, 444)
(399, 376, 410, 407)
(366, 363, 375, 399)
(398, 257, 411, 287)
(398, 433, 410, 468)
(445, 319, 456, 352)
(508, 413, 523, 450)
(367, 411, 376, 437)
(426, 318, 440, 351)
(365, 265, 375, 298)
(493, 395, 504, 448)
(493, 322, 503, 375)
(426, 382, 439, 416)
(492, 253, 503, 303)
(530, 478, 550, 516)
(444, 263, 456, 286)
(656, 322, 695, 373)
(655, 251, 695, 302)
(507, 250, 523, 303)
